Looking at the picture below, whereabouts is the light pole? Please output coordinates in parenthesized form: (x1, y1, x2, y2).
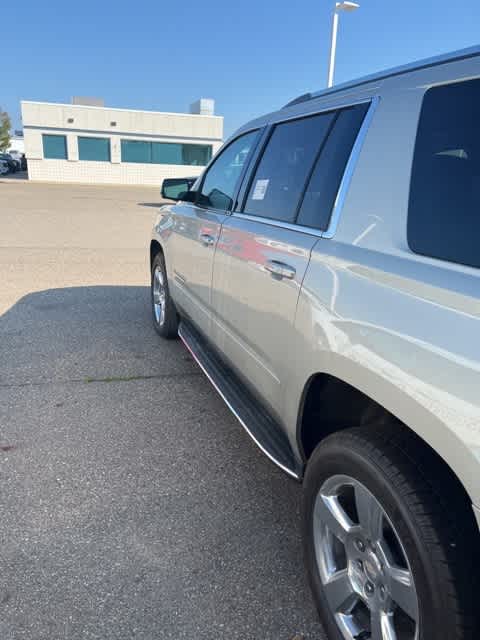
(327, 1, 360, 88)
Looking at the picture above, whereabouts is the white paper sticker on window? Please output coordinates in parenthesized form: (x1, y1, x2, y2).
(251, 179, 269, 200)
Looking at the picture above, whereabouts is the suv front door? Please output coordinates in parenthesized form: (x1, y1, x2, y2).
(168, 130, 259, 339)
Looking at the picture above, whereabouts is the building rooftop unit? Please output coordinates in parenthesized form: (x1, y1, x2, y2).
(72, 96, 105, 107)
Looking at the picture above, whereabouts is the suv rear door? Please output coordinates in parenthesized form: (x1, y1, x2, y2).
(211, 103, 369, 423)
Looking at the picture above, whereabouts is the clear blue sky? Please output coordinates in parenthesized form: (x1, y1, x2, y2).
(3, 0, 480, 138)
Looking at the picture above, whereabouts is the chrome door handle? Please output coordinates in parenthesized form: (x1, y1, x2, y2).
(200, 233, 215, 247)
(265, 259, 296, 280)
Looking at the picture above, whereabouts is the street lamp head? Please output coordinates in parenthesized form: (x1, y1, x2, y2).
(335, 1, 360, 11)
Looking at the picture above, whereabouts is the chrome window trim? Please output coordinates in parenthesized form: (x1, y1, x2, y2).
(231, 97, 379, 238)
(322, 96, 380, 239)
(231, 211, 324, 238)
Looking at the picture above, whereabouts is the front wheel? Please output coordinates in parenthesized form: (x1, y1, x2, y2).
(302, 427, 479, 640)
(151, 252, 178, 338)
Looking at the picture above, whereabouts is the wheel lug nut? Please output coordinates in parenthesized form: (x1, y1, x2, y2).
(356, 559, 364, 572)
(379, 584, 386, 600)
(365, 581, 375, 596)
(355, 539, 365, 552)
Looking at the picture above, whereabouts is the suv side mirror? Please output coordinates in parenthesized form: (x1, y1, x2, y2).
(161, 178, 197, 202)
(177, 190, 197, 203)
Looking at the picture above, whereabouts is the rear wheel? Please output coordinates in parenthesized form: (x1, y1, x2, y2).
(302, 426, 479, 640)
(151, 252, 178, 338)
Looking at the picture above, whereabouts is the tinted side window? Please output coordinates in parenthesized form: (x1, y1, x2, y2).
(199, 131, 259, 210)
(244, 113, 335, 223)
(297, 103, 369, 230)
(408, 78, 480, 268)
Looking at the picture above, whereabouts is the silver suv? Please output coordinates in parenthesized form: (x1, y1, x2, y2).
(150, 46, 480, 640)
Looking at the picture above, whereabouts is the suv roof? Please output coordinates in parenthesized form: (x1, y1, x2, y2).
(283, 45, 480, 108)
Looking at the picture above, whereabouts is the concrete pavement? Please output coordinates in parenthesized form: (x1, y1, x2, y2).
(0, 180, 325, 639)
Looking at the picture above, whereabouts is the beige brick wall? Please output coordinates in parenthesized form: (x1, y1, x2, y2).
(24, 129, 43, 160)
(27, 158, 210, 186)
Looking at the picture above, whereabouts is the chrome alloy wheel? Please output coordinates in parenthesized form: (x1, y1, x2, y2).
(152, 265, 166, 326)
(313, 475, 418, 640)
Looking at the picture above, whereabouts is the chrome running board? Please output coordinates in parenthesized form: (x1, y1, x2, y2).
(179, 320, 302, 480)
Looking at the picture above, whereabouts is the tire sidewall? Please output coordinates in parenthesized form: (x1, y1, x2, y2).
(150, 253, 178, 338)
(302, 441, 450, 640)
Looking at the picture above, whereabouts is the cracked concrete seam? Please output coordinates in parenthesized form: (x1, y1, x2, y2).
(0, 371, 202, 389)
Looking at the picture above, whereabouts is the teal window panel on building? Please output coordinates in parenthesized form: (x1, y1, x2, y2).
(43, 134, 67, 159)
(151, 142, 183, 165)
(152, 142, 212, 166)
(122, 140, 212, 166)
(121, 140, 151, 163)
(78, 137, 111, 161)
(182, 144, 212, 166)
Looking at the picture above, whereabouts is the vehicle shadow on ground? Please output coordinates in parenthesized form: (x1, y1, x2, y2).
(138, 200, 174, 209)
(0, 285, 181, 385)
(0, 285, 325, 640)
(0, 171, 28, 183)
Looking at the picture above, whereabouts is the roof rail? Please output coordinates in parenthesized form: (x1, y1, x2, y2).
(283, 92, 313, 108)
(282, 45, 480, 109)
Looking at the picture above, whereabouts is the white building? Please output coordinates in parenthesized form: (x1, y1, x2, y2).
(7, 131, 25, 155)
(21, 98, 223, 186)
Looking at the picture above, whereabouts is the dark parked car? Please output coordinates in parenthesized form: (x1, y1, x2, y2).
(0, 153, 18, 172)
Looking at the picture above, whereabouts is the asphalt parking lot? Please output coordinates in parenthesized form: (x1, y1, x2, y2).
(0, 178, 325, 640)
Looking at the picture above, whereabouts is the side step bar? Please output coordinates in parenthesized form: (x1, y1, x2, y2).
(179, 320, 302, 480)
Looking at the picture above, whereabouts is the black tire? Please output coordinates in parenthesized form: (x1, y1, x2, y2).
(302, 426, 479, 640)
(150, 252, 178, 339)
